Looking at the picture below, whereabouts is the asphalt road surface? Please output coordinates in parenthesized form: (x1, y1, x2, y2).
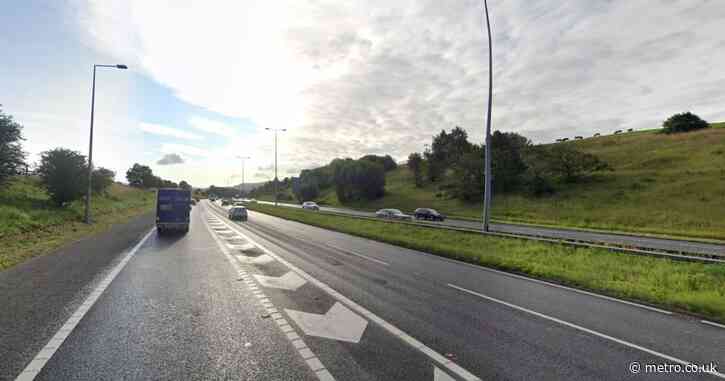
(258, 201, 725, 257)
(4, 201, 723, 380)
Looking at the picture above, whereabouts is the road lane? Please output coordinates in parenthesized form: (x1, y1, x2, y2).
(257, 200, 725, 257)
(32, 207, 317, 381)
(218, 202, 725, 380)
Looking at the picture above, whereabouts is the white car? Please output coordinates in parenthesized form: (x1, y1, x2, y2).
(302, 201, 320, 211)
(375, 208, 412, 221)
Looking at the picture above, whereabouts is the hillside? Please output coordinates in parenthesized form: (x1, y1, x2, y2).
(263, 123, 725, 240)
(0, 176, 155, 270)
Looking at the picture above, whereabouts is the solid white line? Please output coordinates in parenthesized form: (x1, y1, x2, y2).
(701, 320, 725, 329)
(14, 228, 155, 381)
(201, 206, 334, 381)
(324, 243, 390, 266)
(447, 283, 725, 379)
(205, 202, 480, 381)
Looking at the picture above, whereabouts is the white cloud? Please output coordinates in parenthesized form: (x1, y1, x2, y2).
(188, 116, 237, 138)
(139, 122, 202, 140)
(79, 0, 725, 186)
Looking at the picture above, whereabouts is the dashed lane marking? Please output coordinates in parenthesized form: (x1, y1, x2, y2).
(205, 202, 481, 381)
(202, 208, 335, 381)
(448, 283, 725, 380)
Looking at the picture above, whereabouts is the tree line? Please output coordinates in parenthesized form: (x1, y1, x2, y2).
(1, 106, 188, 208)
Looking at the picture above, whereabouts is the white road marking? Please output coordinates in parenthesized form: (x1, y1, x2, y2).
(448, 283, 725, 380)
(324, 243, 390, 266)
(236, 254, 276, 265)
(286, 302, 368, 343)
(14, 229, 155, 381)
(227, 242, 256, 251)
(205, 202, 481, 381)
(391, 235, 673, 315)
(202, 207, 334, 381)
(254, 271, 307, 291)
(701, 320, 725, 329)
(434, 366, 456, 381)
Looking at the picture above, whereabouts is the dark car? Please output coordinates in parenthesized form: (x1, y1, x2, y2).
(414, 208, 445, 221)
(228, 206, 248, 221)
(221, 199, 231, 206)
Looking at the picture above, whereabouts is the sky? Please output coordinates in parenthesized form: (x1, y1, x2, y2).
(2, 0, 724, 188)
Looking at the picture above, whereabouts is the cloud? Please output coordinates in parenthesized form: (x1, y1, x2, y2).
(157, 153, 184, 165)
(188, 116, 238, 138)
(139, 122, 202, 140)
(82, 0, 725, 177)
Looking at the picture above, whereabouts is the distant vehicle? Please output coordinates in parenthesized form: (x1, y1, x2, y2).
(221, 199, 231, 206)
(228, 206, 248, 221)
(190, 199, 197, 206)
(561, 137, 569, 141)
(594, 133, 601, 137)
(376, 208, 412, 220)
(156, 188, 191, 234)
(233, 201, 245, 206)
(302, 201, 320, 211)
(614, 130, 623, 134)
(574, 136, 583, 140)
(627, 128, 634, 132)
(414, 208, 445, 221)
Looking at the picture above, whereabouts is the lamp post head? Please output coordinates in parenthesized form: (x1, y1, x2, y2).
(116, 64, 128, 69)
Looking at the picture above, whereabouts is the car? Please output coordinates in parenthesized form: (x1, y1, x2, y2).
(228, 206, 248, 221)
(190, 199, 197, 206)
(375, 208, 412, 221)
(233, 201, 245, 206)
(302, 201, 320, 211)
(221, 199, 231, 206)
(414, 208, 445, 221)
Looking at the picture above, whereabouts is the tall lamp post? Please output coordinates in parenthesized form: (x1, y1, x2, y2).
(236, 155, 250, 197)
(482, 0, 494, 232)
(85, 64, 128, 224)
(265, 128, 286, 206)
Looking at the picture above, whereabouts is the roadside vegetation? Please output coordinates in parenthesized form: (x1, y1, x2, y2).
(251, 115, 725, 241)
(0, 106, 179, 270)
(0, 176, 154, 270)
(247, 203, 725, 323)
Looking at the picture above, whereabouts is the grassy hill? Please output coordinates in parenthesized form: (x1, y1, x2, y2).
(0, 176, 155, 270)
(273, 123, 725, 241)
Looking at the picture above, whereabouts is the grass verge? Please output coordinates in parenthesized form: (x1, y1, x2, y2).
(0, 176, 155, 271)
(247, 203, 725, 323)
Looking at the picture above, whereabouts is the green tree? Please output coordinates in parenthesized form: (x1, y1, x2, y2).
(91, 167, 115, 194)
(407, 152, 424, 187)
(333, 159, 385, 202)
(424, 127, 472, 182)
(662, 112, 709, 134)
(179, 180, 192, 191)
(450, 144, 484, 201)
(37, 148, 87, 206)
(542, 144, 610, 183)
(126, 163, 152, 187)
(491, 131, 530, 193)
(360, 154, 397, 171)
(0, 106, 26, 184)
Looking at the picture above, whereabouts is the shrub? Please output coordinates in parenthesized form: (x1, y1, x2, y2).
(37, 148, 87, 206)
(0, 106, 26, 185)
(662, 112, 709, 134)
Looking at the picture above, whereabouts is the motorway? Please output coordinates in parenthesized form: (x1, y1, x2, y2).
(258, 201, 725, 257)
(3, 200, 723, 380)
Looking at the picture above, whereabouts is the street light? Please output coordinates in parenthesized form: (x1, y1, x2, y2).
(236, 155, 250, 197)
(482, 0, 494, 232)
(84, 64, 128, 224)
(265, 128, 286, 206)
